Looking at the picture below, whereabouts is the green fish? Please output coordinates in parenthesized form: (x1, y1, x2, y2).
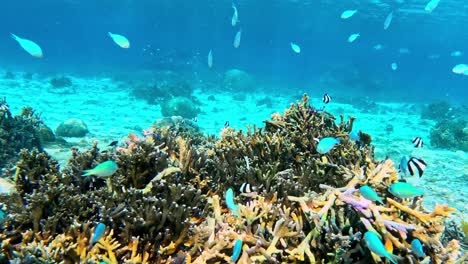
(364, 231, 398, 264)
(359, 185, 384, 204)
(388, 182, 424, 199)
(82, 161, 118, 177)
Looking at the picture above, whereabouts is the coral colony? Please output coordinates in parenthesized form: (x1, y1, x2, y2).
(0, 95, 464, 263)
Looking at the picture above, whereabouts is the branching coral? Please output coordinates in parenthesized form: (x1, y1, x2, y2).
(0, 94, 462, 263)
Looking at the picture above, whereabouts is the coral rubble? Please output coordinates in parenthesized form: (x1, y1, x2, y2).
(0, 95, 463, 263)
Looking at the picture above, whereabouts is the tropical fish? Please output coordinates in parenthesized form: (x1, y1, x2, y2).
(388, 182, 424, 198)
(82, 160, 118, 177)
(340, 10, 357, 19)
(349, 130, 360, 142)
(452, 64, 468, 74)
(233, 29, 242, 48)
(391, 62, 398, 71)
(224, 121, 230, 128)
(450, 51, 463, 57)
(399, 155, 409, 178)
(207, 49, 213, 68)
(322, 93, 331, 104)
(11, 34, 43, 58)
(90, 222, 106, 246)
(108, 32, 130, 48)
(364, 231, 398, 264)
(108, 140, 118, 147)
(226, 188, 239, 216)
(231, 3, 239, 26)
(399, 48, 410, 54)
(384, 11, 393, 30)
(317, 137, 340, 154)
(231, 238, 243, 262)
(348, 33, 360, 43)
(359, 185, 384, 204)
(373, 44, 384, 50)
(407, 157, 426, 177)
(193, 117, 198, 122)
(0, 178, 15, 194)
(290, 42, 301, 53)
(425, 0, 440, 13)
(412, 137, 423, 148)
(239, 183, 256, 193)
(411, 238, 426, 258)
(0, 207, 5, 224)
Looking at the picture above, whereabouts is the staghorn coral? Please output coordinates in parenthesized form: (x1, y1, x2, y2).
(0, 94, 463, 263)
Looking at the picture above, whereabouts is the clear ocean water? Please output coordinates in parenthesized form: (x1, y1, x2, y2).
(1, 0, 467, 103)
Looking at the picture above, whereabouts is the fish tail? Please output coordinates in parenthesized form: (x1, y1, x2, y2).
(387, 253, 400, 264)
(108, 32, 113, 37)
(82, 169, 93, 177)
(10, 33, 19, 41)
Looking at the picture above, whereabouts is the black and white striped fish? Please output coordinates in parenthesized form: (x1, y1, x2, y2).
(412, 137, 423, 148)
(239, 183, 256, 193)
(224, 121, 230, 128)
(322, 93, 331, 104)
(407, 157, 426, 178)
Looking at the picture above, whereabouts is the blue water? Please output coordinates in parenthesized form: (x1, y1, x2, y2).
(1, 0, 467, 104)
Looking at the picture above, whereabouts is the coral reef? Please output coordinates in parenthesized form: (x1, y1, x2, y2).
(49, 76, 75, 94)
(0, 98, 47, 167)
(0, 95, 463, 263)
(161, 97, 200, 119)
(223, 69, 255, 92)
(55, 118, 89, 137)
(421, 101, 453, 121)
(430, 119, 468, 151)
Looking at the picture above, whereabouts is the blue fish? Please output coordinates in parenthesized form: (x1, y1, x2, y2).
(399, 156, 409, 178)
(316, 137, 340, 154)
(411, 239, 426, 258)
(0, 207, 5, 225)
(349, 130, 360, 141)
(364, 231, 398, 264)
(226, 188, 239, 216)
(388, 182, 424, 199)
(231, 239, 243, 262)
(90, 222, 106, 246)
(359, 185, 384, 204)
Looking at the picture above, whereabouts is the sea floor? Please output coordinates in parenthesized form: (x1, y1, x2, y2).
(1, 72, 466, 221)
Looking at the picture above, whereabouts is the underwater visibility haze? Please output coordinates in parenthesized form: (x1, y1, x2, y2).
(0, 0, 467, 263)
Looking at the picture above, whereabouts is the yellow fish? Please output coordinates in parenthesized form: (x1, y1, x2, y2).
(108, 32, 130, 48)
(11, 33, 43, 58)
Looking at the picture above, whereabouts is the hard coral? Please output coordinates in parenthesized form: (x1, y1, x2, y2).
(0, 94, 462, 263)
(0, 99, 45, 167)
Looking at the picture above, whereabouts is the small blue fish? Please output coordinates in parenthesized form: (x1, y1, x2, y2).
(83, 160, 118, 177)
(0, 207, 5, 225)
(349, 130, 360, 142)
(364, 231, 398, 264)
(231, 238, 243, 262)
(411, 238, 426, 258)
(226, 188, 239, 216)
(359, 185, 384, 204)
(399, 156, 409, 178)
(90, 222, 106, 246)
(388, 182, 424, 199)
(316, 137, 340, 154)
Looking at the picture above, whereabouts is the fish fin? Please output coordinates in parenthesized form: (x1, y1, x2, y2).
(10, 33, 20, 41)
(388, 253, 400, 264)
(82, 169, 93, 177)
